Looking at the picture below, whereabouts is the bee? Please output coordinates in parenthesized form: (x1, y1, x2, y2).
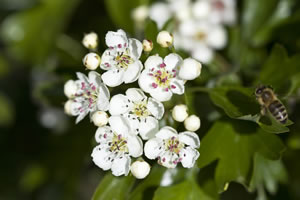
(255, 85, 288, 124)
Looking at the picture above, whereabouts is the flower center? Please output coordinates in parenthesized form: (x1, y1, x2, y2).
(132, 101, 149, 117)
(148, 63, 177, 91)
(213, 0, 225, 10)
(115, 50, 133, 69)
(164, 136, 184, 154)
(108, 133, 128, 153)
(195, 31, 206, 41)
(76, 82, 98, 112)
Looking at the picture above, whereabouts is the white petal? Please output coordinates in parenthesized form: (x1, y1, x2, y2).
(76, 72, 89, 83)
(95, 126, 112, 143)
(100, 49, 117, 70)
(178, 131, 200, 148)
(91, 145, 113, 171)
(75, 110, 89, 124)
(150, 88, 172, 102)
(97, 84, 110, 111)
(144, 55, 163, 70)
(147, 97, 164, 119)
(105, 29, 128, 48)
(144, 138, 163, 159)
(159, 151, 178, 168)
(156, 126, 178, 139)
(129, 38, 143, 60)
(178, 19, 197, 36)
(138, 70, 155, 93)
(127, 134, 143, 157)
(164, 53, 182, 71)
(149, 3, 172, 29)
(125, 88, 147, 102)
(102, 69, 125, 87)
(88, 71, 102, 87)
(179, 147, 200, 168)
(138, 116, 159, 140)
(111, 155, 131, 176)
(109, 116, 130, 136)
(109, 94, 132, 115)
(192, 0, 211, 19)
(124, 60, 143, 84)
(170, 79, 185, 95)
(192, 45, 214, 64)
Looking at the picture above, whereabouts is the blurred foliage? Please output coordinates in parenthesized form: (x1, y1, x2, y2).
(0, 0, 300, 200)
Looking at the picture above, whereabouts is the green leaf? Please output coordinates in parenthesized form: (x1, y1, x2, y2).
(0, 0, 80, 65)
(129, 166, 166, 200)
(209, 85, 292, 133)
(104, 0, 147, 34)
(0, 93, 15, 126)
(249, 153, 287, 196)
(197, 120, 285, 191)
(92, 174, 135, 200)
(153, 179, 215, 200)
(0, 55, 9, 77)
(255, 44, 300, 92)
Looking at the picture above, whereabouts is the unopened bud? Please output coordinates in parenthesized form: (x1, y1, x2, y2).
(64, 80, 78, 98)
(82, 32, 98, 49)
(184, 115, 201, 132)
(178, 58, 202, 80)
(64, 100, 73, 115)
(157, 31, 173, 48)
(83, 52, 101, 70)
(130, 160, 151, 179)
(172, 104, 188, 122)
(143, 39, 153, 52)
(92, 111, 109, 127)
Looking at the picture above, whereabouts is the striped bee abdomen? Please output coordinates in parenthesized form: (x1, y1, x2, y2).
(268, 100, 288, 124)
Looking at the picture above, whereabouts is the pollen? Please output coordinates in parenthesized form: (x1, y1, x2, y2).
(131, 101, 149, 117)
(109, 133, 129, 153)
(115, 50, 133, 69)
(164, 137, 184, 154)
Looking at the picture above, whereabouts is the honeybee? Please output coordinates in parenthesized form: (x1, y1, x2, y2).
(255, 85, 288, 124)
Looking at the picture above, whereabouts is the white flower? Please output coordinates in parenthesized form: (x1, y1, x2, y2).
(149, 2, 172, 29)
(67, 71, 110, 123)
(157, 31, 174, 48)
(184, 115, 201, 131)
(91, 116, 143, 176)
(144, 126, 200, 168)
(64, 100, 73, 115)
(193, 0, 236, 25)
(64, 80, 78, 98)
(130, 160, 151, 179)
(174, 20, 227, 63)
(92, 111, 109, 127)
(109, 88, 164, 140)
(178, 58, 202, 80)
(142, 39, 153, 52)
(138, 53, 185, 102)
(172, 104, 188, 122)
(82, 32, 98, 49)
(100, 29, 143, 87)
(83, 52, 101, 70)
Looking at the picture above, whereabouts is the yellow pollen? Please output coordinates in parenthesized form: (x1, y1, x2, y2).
(115, 51, 133, 69)
(132, 102, 149, 117)
(109, 133, 128, 153)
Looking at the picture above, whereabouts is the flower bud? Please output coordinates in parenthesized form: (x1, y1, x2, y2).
(83, 52, 101, 70)
(172, 104, 188, 122)
(82, 32, 98, 49)
(142, 39, 153, 52)
(157, 31, 173, 48)
(64, 100, 73, 115)
(184, 115, 201, 132)
(130, 160, 151, 179)
(92, 111, 109, 127)
(64, 80, 78, 98)
(132, 5, 149, 24)
(178, 58, 202, 80)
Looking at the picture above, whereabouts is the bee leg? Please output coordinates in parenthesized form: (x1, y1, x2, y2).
(261, 106, 267, 115)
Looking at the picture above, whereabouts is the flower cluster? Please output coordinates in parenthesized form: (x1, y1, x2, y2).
(134, 0, 236, 64)
(64, 29, 202, 178)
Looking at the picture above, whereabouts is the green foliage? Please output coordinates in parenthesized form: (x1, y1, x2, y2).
(197, 120, 285, 192)
(92, 174, 135, 200)
(153, 179, 214, 200)
(0, 93, 14, 126)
